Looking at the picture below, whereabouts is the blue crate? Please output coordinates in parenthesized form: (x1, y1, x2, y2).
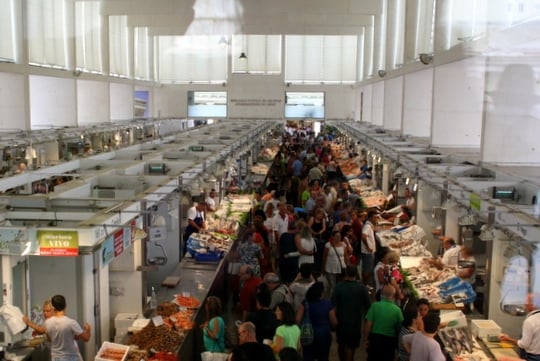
(195, 251, 224, 263)
(439, 277, 463, 290)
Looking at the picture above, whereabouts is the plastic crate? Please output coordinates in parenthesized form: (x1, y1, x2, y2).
(471, 319, 501, 339)
(95, 341, 129, 361)
(194, 251, 223, 263)
(439, 277, 462, 290)
(439, 310, 467, 329)
(439, 282, 474, 298)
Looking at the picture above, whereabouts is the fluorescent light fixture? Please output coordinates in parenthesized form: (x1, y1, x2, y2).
(218, 36, 228, 46)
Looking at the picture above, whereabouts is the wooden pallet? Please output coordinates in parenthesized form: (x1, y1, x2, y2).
(161, 276, 181, 288)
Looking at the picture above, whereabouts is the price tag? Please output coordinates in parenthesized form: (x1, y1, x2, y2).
(152, 315, 164, 327)
(182, 291, 191, 297)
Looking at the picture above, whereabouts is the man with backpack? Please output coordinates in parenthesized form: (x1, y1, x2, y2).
(262, 272, 294, 310)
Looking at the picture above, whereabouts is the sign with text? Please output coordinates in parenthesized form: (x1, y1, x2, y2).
(230, 98, 282, 107)
(149, 226, 167, 241)
(113, 229, 125, 257)
(38, 230, 79, 256)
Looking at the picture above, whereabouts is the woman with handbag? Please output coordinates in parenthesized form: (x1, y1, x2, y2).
(201, 296, 226, 354)
(322, 230, 350, 298)
(295, 282, 337, 361)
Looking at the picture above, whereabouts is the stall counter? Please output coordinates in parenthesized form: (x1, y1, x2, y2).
(154, 255, 228, 361)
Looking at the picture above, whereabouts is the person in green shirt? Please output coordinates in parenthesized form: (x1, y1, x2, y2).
(272, 302, 301, 355)
(364, 285, 404, 361)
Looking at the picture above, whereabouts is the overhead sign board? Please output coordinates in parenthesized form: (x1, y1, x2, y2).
(38, 230, 79, 256)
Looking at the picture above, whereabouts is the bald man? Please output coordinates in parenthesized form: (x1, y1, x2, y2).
(230, 322, 274, 361)
(364, 285, 404, 361)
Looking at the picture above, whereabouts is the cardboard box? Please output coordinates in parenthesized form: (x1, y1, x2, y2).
(471, 319, 502, 339)
(114, 313, 139, 329)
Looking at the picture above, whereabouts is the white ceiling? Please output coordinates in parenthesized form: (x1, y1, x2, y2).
(98, 0, 381, 35)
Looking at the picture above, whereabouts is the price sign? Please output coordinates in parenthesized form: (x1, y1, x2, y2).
(152, 316, 164, 327)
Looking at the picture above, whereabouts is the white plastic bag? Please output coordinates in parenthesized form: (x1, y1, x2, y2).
(0, 304, 27, 334)
(201, 351, 229, 361)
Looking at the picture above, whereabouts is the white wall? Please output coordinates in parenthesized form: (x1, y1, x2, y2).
(152, 77, 355, 120)
(360, 84, 373, 123)
(383, 76, 403, 130)
(110, 82, 134, 121)
(227, 74, 286, 120)
(77, 80, 110, 125)
(403, 68, 433, 137)
(431, 57, 485, 147)
(29, 75, 77, 129)
(481, 59, 540, 164)
(371, 82, 384, 126)
(0, 72, 26, 130)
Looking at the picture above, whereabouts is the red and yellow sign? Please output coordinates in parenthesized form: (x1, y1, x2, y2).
(38, 230, 79, 256)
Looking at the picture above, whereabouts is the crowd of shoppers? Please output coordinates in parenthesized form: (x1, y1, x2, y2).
(210, 125, 463, 360)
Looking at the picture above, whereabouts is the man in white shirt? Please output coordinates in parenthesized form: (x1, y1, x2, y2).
(361, 211, 378, 287)
(431, 237, 460, 269)
(499, 294, 540, 360)
(271, 202, 289, 242)
(205, 189, 218, 212)
(183, 202, 207, 255)
(268, 202, 289, 272)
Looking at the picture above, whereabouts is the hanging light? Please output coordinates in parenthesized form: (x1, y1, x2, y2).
(239, 24, 247, 59)
(218, 36, 228, 47)
(218, 0, 228, 47)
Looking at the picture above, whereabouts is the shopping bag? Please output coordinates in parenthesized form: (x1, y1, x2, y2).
(201, 351, 229, 361)
(227, 262, 242, 275)
(299, 302, 314, 346)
